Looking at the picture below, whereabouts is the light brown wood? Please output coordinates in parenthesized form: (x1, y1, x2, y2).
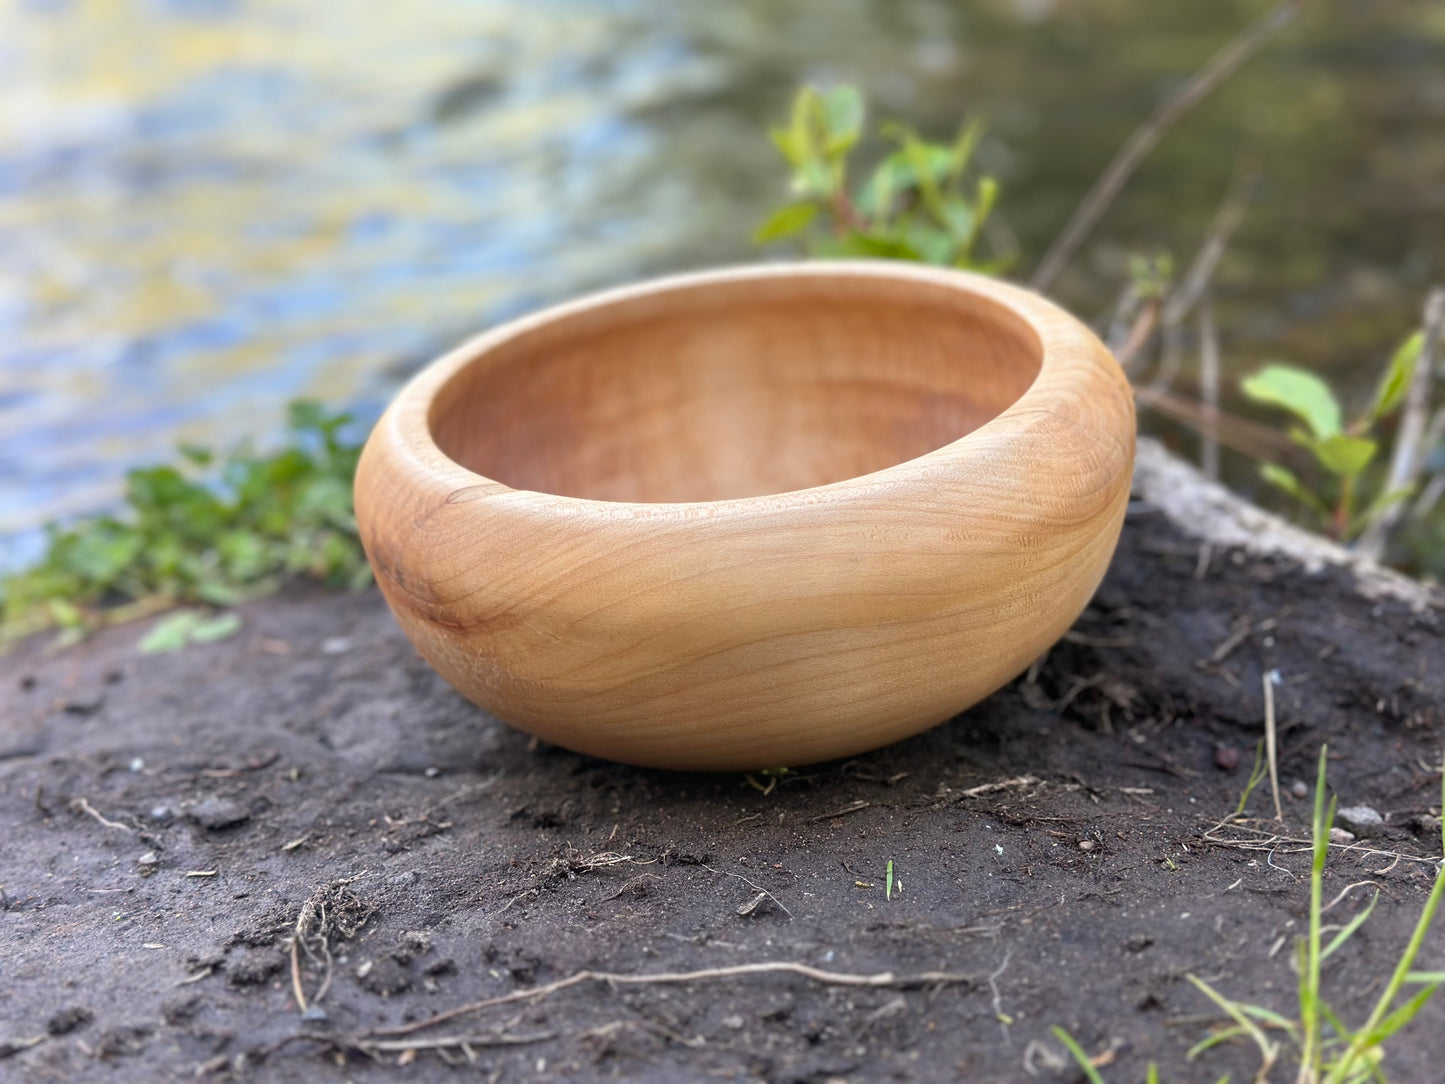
(355, 263, 1135, 770)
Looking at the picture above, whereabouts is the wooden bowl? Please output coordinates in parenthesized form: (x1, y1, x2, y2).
(356, 263, 1134, 770)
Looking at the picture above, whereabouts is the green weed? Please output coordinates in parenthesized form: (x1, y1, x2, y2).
(1241, 330, 1424, 540)
(1055, 747, 1445, 1082)
(1, 400, 370, 644)
(756, 84, 1008, 271)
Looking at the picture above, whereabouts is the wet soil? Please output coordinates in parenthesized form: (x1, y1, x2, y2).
(2, 505, 1443, 1083)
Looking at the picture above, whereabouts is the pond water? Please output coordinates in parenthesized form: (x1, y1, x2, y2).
(3, 0, 1442, 567)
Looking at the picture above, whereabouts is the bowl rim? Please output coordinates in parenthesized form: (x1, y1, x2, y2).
(370, 261, 1126, 520)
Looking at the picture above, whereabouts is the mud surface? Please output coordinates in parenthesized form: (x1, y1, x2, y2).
(2, 505, 1443, 1083)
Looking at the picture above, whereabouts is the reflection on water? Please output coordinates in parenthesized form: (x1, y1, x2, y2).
(2, 0, 1442, 565)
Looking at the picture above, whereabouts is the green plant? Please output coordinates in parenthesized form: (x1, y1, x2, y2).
(1, 400, 370, 643)
(1241, 330, 1424, 540)
(1054, 746, 1444, 1083)
(755, 84, 1007, 270)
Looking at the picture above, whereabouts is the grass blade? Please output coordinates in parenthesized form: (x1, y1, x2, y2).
(1050, 1027, 1107, 1084)
(1322, 891, 1379, 960)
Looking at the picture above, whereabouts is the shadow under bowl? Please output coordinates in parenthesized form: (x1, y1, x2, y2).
(356, 262, 1135, 770)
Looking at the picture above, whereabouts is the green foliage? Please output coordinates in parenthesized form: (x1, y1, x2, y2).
(1242, 329, 1426, 540)
(139, 610, 243, 654)
(757, 84, 1007, 271)
(2, 401, 370, 642)
(1054, 747, 1445, 1083)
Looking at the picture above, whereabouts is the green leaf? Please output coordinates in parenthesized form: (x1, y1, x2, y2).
(1259, 463, 1329, 516)
(822, 232, 923, 261)
(1049, 1028, 1107, 1084)
(1313, 433, 1377, 479)
(947, 115, 984, 183)
(769, 127, 803, 168)
(820, 85, 864, 155)
(1322, 890, 1379, 959)
(1348, 484, 1416, 537)
(190, 612, 242, 644)
(752, 203, 818, 245)
(1368, 330, 1424, 422)
(139, 611, 201, 654)
(1242, 364, 1343, 441)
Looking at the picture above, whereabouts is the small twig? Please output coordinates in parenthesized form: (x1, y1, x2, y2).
(958, 775, 1041, 799)
(806, 800, 872, 823)
(367, 962, 977, 1039)
(1161, 157, 1262, 329)
(352, 1031, 557, 1053)
(1031, 1, 1298, 291)
(1134, 384, 1294, 462)
(1113, 296, 1160, 374)
(1198, 292, 1222, 481)
(1263, 669, 1284, 822)
(71, 797, 135, 833)
(1358, 286, 1445, 560)
(290, 939, 309, 1014)
(704, 865, 793, 919)
(988, 948, 1014, 1043)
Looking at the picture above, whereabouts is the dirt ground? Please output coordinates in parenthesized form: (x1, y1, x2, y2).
(2, 501, 1443, 1083)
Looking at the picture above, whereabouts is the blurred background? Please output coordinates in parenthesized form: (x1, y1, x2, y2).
(2, 0, 1442, 569)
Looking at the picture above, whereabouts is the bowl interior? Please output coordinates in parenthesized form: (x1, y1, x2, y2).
(429, 272, 1043, 503)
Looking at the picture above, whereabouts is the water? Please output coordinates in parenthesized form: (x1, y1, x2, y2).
(3, 0, 1442, 567)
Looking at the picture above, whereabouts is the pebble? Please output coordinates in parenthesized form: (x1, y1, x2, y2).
(149, 805, 172, 822)
(1213, 746, 1241, 771)
(189, 798, 250, 831)
(1078, 839, 1097, 852)
(300, 1006, 328, 1024)
(1329, 827, 1357, 845)
(1336, 805, 1385, 837)
(721, 1015, 744, 1030)
(137, 851, 159, 876)
(1290, 780, 1308, 799)
(388, 871, 421, 887)
(321, 637, 354, 655)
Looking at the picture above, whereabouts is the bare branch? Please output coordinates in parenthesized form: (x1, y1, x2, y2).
(366, 961, 976, 1040)
(1357, 287, 1445, 560)
(1199, 293, 1222, 481)
(1030, 2, 1298, 292)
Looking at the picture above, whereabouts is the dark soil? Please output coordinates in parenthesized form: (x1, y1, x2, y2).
(2, 505, 1443, 1083)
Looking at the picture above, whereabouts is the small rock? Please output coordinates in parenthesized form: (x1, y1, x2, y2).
(189, 798, 249, 831)
(1213, 746, 1241, 772)
(1329, 827, 1357, 845)
(61, 693, 105, 716)
(1290, 780, 1308, 799)
(129, 757, 144, 773)
(388, 870, 420, 887)
(149, 805, 172, 823)
(300, 1006, 329, 1024)
(1078, 839, 1097, 852)
(721, 1014, 744, 1030)
(358, 956, 411, 996)
(321, 636, 354, 655)
(137, 851, 159, 877)
(1337, 805, 1385, 837)
(46, 1007, 93, 1036)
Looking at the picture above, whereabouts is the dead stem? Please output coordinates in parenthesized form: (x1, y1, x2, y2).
(70, 797, 135, 833)
(1263, 670, 1284, 821)
(1031, 1, 1298, 291)
(366, 962, 977, 1040)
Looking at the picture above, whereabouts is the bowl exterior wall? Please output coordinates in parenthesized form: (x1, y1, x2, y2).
(355, 265, 1135, 771)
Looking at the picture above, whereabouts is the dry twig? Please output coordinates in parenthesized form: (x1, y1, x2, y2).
(1358, 287, 1445, 559)
(366, 961, 977, 1040)
(1031, 1, 1298, 291)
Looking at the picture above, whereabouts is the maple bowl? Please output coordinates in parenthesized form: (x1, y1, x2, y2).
(355, 263, 1134, 770)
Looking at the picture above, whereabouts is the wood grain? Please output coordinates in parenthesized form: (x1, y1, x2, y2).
(355, 263, 1135, 770)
